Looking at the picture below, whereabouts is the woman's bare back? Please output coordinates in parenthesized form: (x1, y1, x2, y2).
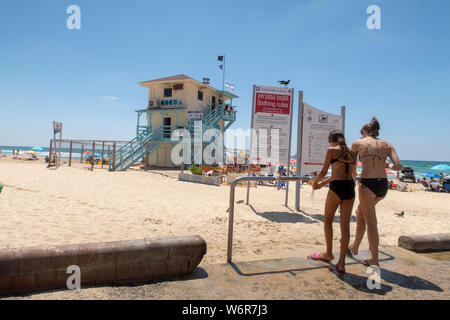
(353, 137, 399, 178)
(329, 146, 357, 181)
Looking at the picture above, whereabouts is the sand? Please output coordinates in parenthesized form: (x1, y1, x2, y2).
(1, 155, 449, 268)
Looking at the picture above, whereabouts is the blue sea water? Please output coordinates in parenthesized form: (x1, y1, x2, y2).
(1, 145, 449, 177)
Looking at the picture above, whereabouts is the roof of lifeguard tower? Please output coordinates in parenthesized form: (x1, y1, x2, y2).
(138, 74, 239, 98)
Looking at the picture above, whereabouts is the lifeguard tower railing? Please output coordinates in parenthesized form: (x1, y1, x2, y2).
(110, 103, 236, 171)
(227, 176, 311, 264)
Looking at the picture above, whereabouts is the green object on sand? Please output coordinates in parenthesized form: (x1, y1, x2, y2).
(0, 184, 3, 193)
(188, 165, 203, 176)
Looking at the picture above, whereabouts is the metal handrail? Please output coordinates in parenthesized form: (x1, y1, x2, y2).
(227, 175, 311, 264)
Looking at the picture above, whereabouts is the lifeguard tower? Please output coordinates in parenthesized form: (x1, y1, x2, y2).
(109, 74, 238, 171)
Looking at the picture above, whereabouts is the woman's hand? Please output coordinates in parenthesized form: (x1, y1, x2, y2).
(312, 180, 319, 190)
(313, 182, 323, 190)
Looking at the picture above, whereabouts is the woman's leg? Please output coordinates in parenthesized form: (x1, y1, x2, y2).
(336, 198, 355, 269)
(349, 205, 366, 255)
(318, 190, 341, 260)
(358, 185, 383, 266)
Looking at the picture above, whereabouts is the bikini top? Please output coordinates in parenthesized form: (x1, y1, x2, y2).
(359, 139, 387, 168)
(331, 148, 356, 176)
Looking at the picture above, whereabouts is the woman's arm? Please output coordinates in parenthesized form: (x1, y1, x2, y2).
(312, 148, 332, 190)
(318, 176, 333, 188)
(351, 143, 359, 181)
(388, 143, 402, 171)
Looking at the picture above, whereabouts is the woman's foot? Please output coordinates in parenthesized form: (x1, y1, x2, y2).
(335, 262, 346, 275)
(348, 244, 359, 256)
(362, 259, 380, 267)
(309, 252, 334, 262)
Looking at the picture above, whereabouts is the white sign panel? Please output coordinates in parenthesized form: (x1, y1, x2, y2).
(188, 111, 203, 119)
(300, 103, 343, 176)
(250, 85, 294, 164)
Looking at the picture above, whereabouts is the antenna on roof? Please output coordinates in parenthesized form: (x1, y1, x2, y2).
(202, 78, 210, 85)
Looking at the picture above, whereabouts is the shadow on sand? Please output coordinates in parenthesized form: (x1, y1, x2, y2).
(249, 205, 318, 224)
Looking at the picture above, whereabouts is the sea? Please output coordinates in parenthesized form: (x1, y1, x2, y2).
(1, 145, 449, 178)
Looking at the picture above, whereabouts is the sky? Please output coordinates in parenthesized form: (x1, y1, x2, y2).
(0, 0, 449, 161)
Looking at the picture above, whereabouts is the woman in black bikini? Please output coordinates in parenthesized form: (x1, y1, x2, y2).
(348, 117, 402, 267)
(310, 130, 356, 275)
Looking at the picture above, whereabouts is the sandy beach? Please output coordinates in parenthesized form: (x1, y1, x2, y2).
(1, 155, 449, 267)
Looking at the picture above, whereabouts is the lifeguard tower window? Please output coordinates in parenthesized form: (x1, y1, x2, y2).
(164, 88, 172, 97)
(198, 91, 203, 101)
(163, 117, 171, 138)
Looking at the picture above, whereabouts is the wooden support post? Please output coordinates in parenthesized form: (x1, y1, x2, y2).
(69, 141, 73, 167)
(47, 139, 53, 168)
(101, 141, 105, 169)
(91, 141, 96, 171)
(107, 145, 111, 168)
(81, 144, 84, 163)
(144, 143, 148, 171)
(112, 142, 116, 171)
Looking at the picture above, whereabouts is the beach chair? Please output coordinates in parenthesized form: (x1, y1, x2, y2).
(421, 180, 432, 191)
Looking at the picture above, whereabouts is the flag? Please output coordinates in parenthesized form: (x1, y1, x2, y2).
(53, 121, 62, 134)
(219, 65, 223, 70)
(218, 56, 224, 61)
(225, 83, 235, 90)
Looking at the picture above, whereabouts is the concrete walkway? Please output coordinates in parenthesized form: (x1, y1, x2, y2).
(6, 246, 449, 300)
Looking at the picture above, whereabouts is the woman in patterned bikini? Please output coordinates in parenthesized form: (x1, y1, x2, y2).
(348, 117, 402, 267)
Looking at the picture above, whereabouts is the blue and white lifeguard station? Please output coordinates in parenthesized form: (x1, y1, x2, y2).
(109, 75, 238, 171)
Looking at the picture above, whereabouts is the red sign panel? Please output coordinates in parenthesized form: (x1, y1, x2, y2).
(255, 93, 291, 115)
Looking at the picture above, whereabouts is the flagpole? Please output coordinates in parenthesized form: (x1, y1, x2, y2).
(222, 55, 226, 106)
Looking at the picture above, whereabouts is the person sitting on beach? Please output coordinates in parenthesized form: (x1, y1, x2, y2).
(421, 178, 430, 189)
(309, 130, 357, 276)
(348, 117, 402, 268)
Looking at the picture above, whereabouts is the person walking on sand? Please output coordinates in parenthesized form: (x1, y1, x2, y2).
(309, 130, 357, 276)
(348, 117, 402, 267)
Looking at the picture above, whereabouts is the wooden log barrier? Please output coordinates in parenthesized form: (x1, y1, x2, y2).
(398, 233, 450, 252)
(0, 236, 207, 296)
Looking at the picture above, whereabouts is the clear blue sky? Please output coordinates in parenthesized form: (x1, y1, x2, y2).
(0, 0, 449, 161)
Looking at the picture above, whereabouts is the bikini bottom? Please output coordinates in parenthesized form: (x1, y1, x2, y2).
(329, 180, 355, 201)
(360, 178, 388, 198)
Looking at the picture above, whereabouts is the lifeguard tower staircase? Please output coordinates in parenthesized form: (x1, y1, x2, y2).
(108, 101, 236, 171)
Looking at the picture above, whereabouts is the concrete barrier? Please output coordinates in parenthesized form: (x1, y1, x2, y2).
(0, 236, 206, 296)
(178, 173, 221, 186)
(398, 233, 450, 252)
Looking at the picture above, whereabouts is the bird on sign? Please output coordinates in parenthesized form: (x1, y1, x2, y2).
(278, 80, 290, 87)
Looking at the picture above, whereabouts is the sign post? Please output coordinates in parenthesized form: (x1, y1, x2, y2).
(246, 85, 294, 205)
(295, 91, 304, 211)
(53, 121, 62, 167)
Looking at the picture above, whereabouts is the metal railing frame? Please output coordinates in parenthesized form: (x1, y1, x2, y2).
(227, 175, 311, 264)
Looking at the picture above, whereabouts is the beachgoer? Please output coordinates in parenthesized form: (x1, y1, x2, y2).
(310, 130, 357, 275)
(348, 117, 402, 267)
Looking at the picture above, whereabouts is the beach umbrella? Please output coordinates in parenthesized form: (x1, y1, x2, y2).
(290, 158, 296, 165)
(83, 151, 102, 158)
(31, 147, 45, 152)
(357, 161, 362, 167)
(23, 150, 37, 155)
(421, 172, 440, 179)
(430, 164, 450, 171)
